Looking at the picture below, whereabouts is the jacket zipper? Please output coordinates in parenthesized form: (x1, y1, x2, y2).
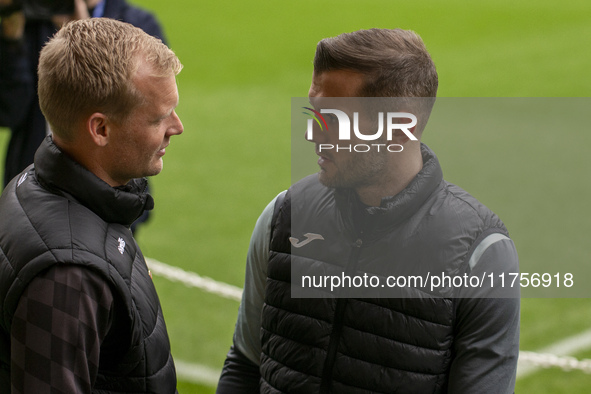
(319, 237, 364, 393)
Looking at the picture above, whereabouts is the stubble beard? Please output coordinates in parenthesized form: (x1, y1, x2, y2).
(318, 150, 388, 190)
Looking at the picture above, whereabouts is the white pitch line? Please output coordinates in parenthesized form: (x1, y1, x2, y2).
(146, 257, 243, 302)
(145, 257, 591, 382)
(517, 328, 591, 378)
(175, 359, 222, 387)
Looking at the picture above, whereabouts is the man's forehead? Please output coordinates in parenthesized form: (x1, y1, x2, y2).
(309, 69, 366, 101)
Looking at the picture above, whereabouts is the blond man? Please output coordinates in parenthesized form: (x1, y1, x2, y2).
(0, 18, 183, 393)
(0, 0, 166, 233)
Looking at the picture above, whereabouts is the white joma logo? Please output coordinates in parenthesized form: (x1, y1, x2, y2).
(289, 233, 325, 248)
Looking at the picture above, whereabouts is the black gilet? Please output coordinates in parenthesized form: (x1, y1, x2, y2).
(0, 137, 176, 393)
(260, 144, 508, 393)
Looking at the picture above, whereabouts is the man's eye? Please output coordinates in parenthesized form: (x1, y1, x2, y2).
(321, 113, 335, 122)
(151, 116, 165, 125)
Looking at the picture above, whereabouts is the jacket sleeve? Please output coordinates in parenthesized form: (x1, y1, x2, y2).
(216, 345, 260, 393)
(0, 36, 35, 128)
(10, 265, 115, 393)
(217, 193, 284, 393)
(448, 236, 520, 393)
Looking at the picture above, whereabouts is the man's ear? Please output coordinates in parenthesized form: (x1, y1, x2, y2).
(388, 124, 419, 145)
(86, 112, 110, 147)
(386, 110, 421, 144)
(392, 124, 418, 144)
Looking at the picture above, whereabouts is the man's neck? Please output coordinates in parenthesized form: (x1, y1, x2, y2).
(52, 134, 125, 188)
(355, 147, 423, 207)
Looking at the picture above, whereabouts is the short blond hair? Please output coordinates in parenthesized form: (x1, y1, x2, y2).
(38, 18, 182, 141)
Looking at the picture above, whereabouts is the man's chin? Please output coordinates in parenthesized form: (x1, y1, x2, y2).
(318, 171, 339, 188)
(140, 167, 162, 180)
(149, 159, 164, 176)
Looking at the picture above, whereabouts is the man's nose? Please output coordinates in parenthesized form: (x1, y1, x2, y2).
(170, 110, 183, 135)
(305, 119, 325, 143)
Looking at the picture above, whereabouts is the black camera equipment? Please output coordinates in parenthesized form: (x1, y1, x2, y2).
(0, 0, 74, 20)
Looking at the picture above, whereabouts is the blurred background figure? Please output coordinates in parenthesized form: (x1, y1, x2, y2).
(0, 0, 167, 233)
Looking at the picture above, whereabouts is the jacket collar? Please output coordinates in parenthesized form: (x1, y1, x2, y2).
(335, 143, 443, 232)
(34, 136, 154, 226)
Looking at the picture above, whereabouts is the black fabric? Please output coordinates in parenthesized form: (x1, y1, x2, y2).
(34, 136, 154, 225)
(216, 346, 261, 394)
(260, 144, 510, 393)
(0, 137, 177, 393)
(102, 0, 167, 42)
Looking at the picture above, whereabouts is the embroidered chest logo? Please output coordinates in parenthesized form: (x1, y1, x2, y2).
(117, 237, 126, 254)
(289, 233, 325, 248)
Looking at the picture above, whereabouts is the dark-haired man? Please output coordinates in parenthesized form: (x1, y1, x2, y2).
(217, 28, 519, 393)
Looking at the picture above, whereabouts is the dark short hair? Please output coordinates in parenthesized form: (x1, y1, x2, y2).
(313, 28, 438, 98)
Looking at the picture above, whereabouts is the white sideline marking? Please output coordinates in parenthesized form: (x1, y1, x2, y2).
(145, 257, 591, 382)
(517, 328, 591, 378)
(146, 257, 243, 302)
(175, 359, 221, 386)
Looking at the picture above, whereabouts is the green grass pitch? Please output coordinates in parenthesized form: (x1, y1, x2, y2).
(2, 0, 591, 392)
